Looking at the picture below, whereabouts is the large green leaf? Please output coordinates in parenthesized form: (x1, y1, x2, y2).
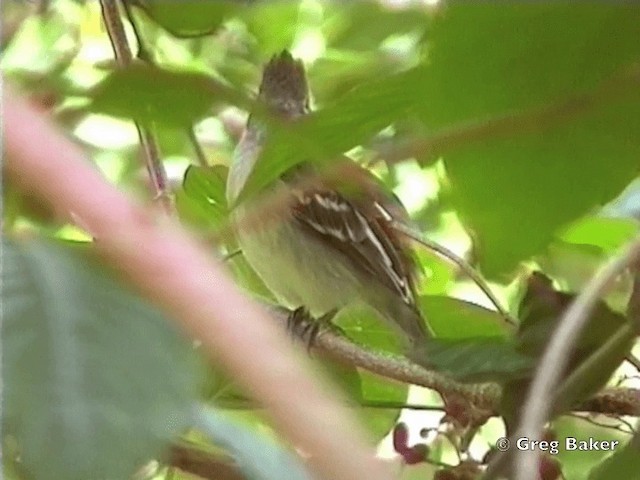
(2, 238, 197, 480)
(420, 4, 640, 277)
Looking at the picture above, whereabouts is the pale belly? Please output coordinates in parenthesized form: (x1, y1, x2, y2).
(236, 213, 359, 317)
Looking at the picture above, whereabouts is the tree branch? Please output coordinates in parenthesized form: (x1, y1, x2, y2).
(99, 0, 172, 214)
(3, 85, 394, 480)
(119, 1, 210, 169)
(266, 305, 640, 418)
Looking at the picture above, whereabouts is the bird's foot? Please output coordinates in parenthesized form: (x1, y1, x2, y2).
(286, 307, 338, 351)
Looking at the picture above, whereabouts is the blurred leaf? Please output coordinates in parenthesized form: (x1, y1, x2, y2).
(539, 241, 608, 293)
(334, 303, 404, 355)
(193, 406, 312, 480)
(553, 416, 631, 480)
(330, 304, 419, 436)
(358, 369, 407, 439)
(239, 66, 422, 201)
(324, 2, 431, 51)
(516, 273, 630, 363)
(501, 272, 634, 423)
(420, 295, 512, 339)
(89, 64, 247, 127)
(318, 358, 363, 405)
(242, 1, 301, 54)
(538, 240, 632, 311)
(2, 238, 197, 480)
(421, 4, 640, 277)
(422, 337, 532, 383)
(226, 249, 274, 301)
(1, 11, 78, 77)
(420, 4, 640, 126)
(603, 177, 640, 219)
(176, 165, 229, 230)
(559, 216, 640, 252)
(588, 432, 640, 480)
(416, 249, 456, 297)
(131, 0, 242, 38)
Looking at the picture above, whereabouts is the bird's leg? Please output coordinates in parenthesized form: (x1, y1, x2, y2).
(286, 307, 339, 350)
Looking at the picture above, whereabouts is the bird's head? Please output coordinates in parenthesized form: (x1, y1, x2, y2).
(258, 50, 309, 118)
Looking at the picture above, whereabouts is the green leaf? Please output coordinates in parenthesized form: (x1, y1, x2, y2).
(2, 238, 197, 480)
(419, 295, 512, 339)
(193, 406, 312, 480)
(324, 2, 431, 51)
(538, 240, 633, 311)
(318, 303, 408, 437)
(559, 216, 640, 253)
(553, 416, 630, 479)
(358, 370, 407, 439)
(176, 165, 229, 230)
(89, 64, 247, 127)
(131, 0, 242, 38)
(422, 337, 533, 383)
(227, 252, 274, 301)
(242, 1, 301, 54)
(318, 359, 363, 405)
(588, 432, 640, 480)
(420, 4, 640, 126)
(421, 4, 640, 277)
(334, 303, 404, 355)
(240, 66, 423, 201)
(1, 11, 78, 77)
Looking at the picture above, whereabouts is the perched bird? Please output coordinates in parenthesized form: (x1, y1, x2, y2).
(226, 51, 431, 354)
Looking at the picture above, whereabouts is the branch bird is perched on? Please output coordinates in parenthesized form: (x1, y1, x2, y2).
(227, 51, 432, 356)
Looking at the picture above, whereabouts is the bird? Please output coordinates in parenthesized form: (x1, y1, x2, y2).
(226, 50, 431, 355)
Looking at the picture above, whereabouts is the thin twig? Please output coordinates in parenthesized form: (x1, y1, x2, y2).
(120, 0, 152, 62)
(627, 355, 640, 373)
(187, 126, 209, 167)
(120, 1, 210, 169)
(392, 222, 516, 326)
(99, 0, 172, 214)
(514, 235, 640, 480)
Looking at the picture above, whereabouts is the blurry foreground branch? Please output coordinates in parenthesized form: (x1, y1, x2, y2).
(3, 85, 393, 480)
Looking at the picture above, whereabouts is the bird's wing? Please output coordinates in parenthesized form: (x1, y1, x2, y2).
(289, 181, 418, 308)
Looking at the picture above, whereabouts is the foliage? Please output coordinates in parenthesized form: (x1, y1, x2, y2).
(2, 238, 197, 480)
(2, 1, 640, 479)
